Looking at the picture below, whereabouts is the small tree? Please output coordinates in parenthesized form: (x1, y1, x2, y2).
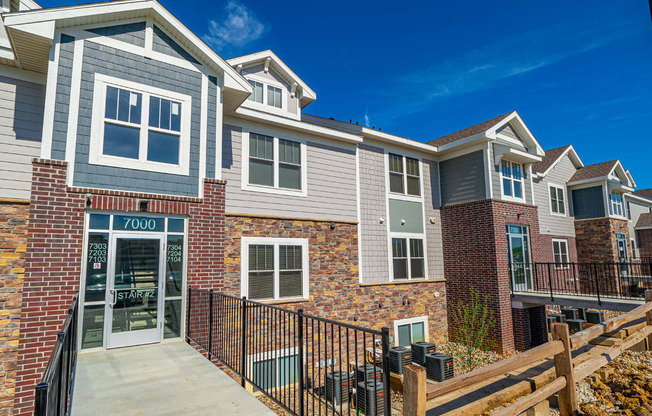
(451, 286, 496, 372)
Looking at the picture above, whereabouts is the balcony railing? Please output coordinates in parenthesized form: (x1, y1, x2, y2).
(510, 262, 652, 302)
(34, 295, 79, 416)
(186, 287, 392, 416)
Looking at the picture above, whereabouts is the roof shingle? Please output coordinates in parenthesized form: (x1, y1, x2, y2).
(633, 189, 652, 201)
(568, 160, 618, 183)
(428, 112, 514, 147)
(532, 145, 572, 174)
(635, 213, 652, 229)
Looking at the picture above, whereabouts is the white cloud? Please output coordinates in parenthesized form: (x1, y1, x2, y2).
(364, 106, 371, 128)
(203, 0, 267, 54)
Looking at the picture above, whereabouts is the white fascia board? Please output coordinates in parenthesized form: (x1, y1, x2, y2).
(635, 226, 652, 231)
(234, 106, 362, 144)
(625, 170, 637, 189)
(436, 132, 490, 153)
(3, 0, 252, 94)
(494, 147, 542, 165)
(567, 177, 609, 187)
(7, 20, 54, 39)
(488, 111, 545, 156)
(361, 128, 437, 155)
(625, 193, 652, 205)
(228, 49, 316, 102)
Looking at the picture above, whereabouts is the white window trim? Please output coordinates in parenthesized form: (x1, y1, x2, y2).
(609, 191, 627, 219)
(89, 73, 192, 175)
(548, 183, 567, 217)
(241, 129, 308, 197)
(240, 237, 310, 301)
(388, 232, 429, 281)
(386, 153, 423, 201)
(393, 316, 429, 347)
(552, 238, 570, 269)
(247, 346, 299, 391)
(242, 74, 288, 113)
(499, 159, 525, 203)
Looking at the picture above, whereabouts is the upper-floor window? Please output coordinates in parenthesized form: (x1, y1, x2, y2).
(247, 80, 264, 103)
(626, 201, 632, 220)
(242, 238, 308, 301)
(610, 192, 624, 217)
(389, 154, 420, 196)
(391, 236, 425, 280)
(248, 133, 302, 191)
(90, 74, 191, 175)
(267, 85, 283, 108)
(549, 184, 566, 216)
(501, 160, 524, 200)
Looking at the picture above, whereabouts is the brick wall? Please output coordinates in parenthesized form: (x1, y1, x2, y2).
(441, 199, 543, 353)
(575, 218, 631, 263)
(0, 200, 29, 415)
(636, 229, 652, 258)
(13, 159, 225, 416)
(223, 215, 448, 345)
(537, 235, 578, 263)
(512, 305, 548, 351)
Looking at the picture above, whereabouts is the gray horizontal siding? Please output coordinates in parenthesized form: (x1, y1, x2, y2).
(153, 25, 199, 65)
(423, 159, 444, 280)
(628, 199, 652, 238)
(87, 22, 146, 47)
(222, 123, 357, 222)
(0, 74, 44, 199)
(242, 64, 298, 115)
(358, 143, 389, 283)
(440, 150, 486, 206)
(51, 34, 75, 161)
(71, 41, 202, 197)
(572, 186, 605, 219)
(534, 154, 576, 236)
(206, 76, 217, 179)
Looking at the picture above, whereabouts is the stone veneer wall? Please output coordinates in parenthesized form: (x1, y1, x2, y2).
(223, 215, 448, 344)
(0, 200, 29, 415)
(575, 218, 632, 263)
(441, 199, 544, 353)
(14, 159, 226, 416)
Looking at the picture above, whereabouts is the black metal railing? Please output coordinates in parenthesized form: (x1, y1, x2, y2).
(186, 287, 391, 416)
(510, 262, 652, 302)
(34, 295, 79, 416)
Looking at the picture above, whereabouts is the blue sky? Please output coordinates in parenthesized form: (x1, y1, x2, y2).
(43, 0, 652, 187)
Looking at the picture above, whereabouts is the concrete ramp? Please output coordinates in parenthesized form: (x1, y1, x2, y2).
(71, 341, 276, 416)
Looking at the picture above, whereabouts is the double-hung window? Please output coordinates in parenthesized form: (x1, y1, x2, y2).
(549, 184, 566, 215)
(391, 237, 425, 280)
(389, 154, 420, 196)
(90, 74, 191, 175)
(243, 238, 308, 301)
(552, 239, 569, 267)
(247, 132, 304, 193)
(501, 160, 524, 200)
(394, 317, 427, 347)
(244, 77, 285, 110)
(610, 192, 624, 217)
(267, 85, 283, 108)
(247, 80, 264, 103)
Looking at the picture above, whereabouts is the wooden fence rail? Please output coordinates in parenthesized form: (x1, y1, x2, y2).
(404, 290, 652, 416)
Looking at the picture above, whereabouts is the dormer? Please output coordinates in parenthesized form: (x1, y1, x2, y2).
(228, 50, 316, 121)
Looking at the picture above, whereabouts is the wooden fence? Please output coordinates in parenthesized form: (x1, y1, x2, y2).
(403, 290, 652, 416)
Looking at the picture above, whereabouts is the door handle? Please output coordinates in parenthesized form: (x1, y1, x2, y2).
(110, 289, 117, 306)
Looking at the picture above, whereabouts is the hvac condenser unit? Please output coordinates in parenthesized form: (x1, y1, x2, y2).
(326, 371, 352, 405)
(549, 313, 567, 324)
(355, 364, 381, 384)
(576, 307, 587, 321)
(561, 308, 580, 320)
(546, 315, 557, 332)
(389, 346, 412, 375)
(567, 319, 586, 334)
(356, 380, 385, 416)
(425, 353, 454, 382)
(411, 341, 436, 366)
(585, 310, 604, 324)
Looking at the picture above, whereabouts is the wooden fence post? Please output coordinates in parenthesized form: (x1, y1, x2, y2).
(646, 290, 652, 350)
(552, 323, 577, 416)
(403, 365, 426, 416)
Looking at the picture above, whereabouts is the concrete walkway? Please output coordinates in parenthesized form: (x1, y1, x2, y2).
(71, 341, 276, 416)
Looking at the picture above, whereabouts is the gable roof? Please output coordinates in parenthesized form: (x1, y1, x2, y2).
(569, 160, 618, 183)
(635, 212, 652, 229)
(428, 112, 512, 147)
(228, 49, 317, 109)
(2, 0, 252, 109)
(532, 145, 584, 177)
(634, 189, 652, 201)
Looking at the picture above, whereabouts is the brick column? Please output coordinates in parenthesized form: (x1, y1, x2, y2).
(638, 229, 652, 258)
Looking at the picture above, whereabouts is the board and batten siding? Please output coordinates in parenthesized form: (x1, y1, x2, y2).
(221, 122, 357, 222)
(439, 150, 486, 206)
(0, 74, 44, 199)
(533, 154, 577, 237)
(422, 159, 445, 280)
(489, 142, 534, 205)
(357, 143, 389, 283)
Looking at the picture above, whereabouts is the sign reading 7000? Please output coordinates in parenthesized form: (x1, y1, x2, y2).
(113, 216, 164, 232)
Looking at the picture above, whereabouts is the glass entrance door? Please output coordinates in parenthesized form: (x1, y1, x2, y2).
(106, 234, 164, 349)
(506, 225, 533, 291)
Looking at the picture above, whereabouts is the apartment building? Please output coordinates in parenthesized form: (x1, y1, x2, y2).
(0, 0, 649, 413)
